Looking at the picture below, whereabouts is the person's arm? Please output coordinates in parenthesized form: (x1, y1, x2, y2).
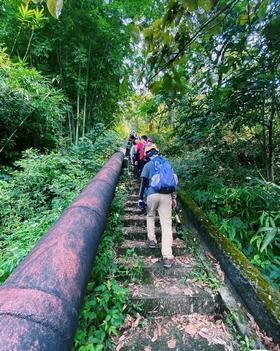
(138, 177, 148, 209)
(139, 177, 149, 200)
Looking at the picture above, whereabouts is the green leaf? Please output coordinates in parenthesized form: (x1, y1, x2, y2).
(263, 18, 280, 47)
(162, 32, 171, 45)
(257, 0, 268, 19)
(260, 230, 277, 252)
(238, 14, 249, 26)
(198, 0, 213, 12)
(143, 28, 153, 41)
(149, 80, 162, 94)
(182, 0, 198, 11)
(153, 19, 162, 29)
(47, 0, 63, 19)
(209, 25, 222, 36)
(162, 74, 173, 91)
(129, 23, 140, 44)
(258, 226, 275, 233)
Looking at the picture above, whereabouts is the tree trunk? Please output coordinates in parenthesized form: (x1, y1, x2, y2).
(267, 69, 276, 182)
(0, 114, 31, 154)
(267, 105, 275, 182)
(75, 68, 81, 145)
(75, 93, 80, 145)
(10, 25, 23, 56)
(68, 112, 73, 144)
(82, 95, 87, 139)
(260, 98, 269, 178)
(82, 45, 91, 139)
(23, 29, 34, 61)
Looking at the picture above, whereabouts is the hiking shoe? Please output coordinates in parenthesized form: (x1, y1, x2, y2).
(162, 258, 173, 269)
(147, 240, 156, 249)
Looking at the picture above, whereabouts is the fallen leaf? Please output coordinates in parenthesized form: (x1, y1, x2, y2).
(183, 288, 194, 296)
(151, 328, 158, 342)
(167, 338, 177, 348)
(185, 324, 198, 336)
(132, 313, 142, 328)
(156, 322, 162, 337)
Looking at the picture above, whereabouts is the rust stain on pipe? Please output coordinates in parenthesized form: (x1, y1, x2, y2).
(0, 150, 125, 351)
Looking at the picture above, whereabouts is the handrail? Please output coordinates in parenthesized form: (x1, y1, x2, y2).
(0, 149, 125, 351)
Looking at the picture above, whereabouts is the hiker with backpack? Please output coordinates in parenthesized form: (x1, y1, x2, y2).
(138, 148, 177, 268)
(135, 135, 148, 177)
(144, 137, 157, 156)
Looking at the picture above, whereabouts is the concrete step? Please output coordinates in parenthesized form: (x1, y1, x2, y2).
(128, 277, 216, 316)
(116, 255, 194, 279)
(116, 314, 233, 350)
(125, 200, 139, 207)
(129, 192, 139, 196)
(123, 226, 177, 236)
(142, 258, 193, 279)
(128, 194, 140, 201)
(124, 207, 146, 215)
(118, 239, 189, 257)
(123, 229, 179, 241)
(123, 215, 160, 227)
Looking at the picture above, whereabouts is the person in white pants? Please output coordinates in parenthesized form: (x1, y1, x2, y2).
(138, 148, 176, 268)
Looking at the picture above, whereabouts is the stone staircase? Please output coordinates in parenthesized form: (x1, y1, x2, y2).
(115, 179, 236, 351)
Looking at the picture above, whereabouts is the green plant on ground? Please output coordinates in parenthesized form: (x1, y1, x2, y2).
(250, 211, 280, 253)
(74, 279, 127, 351)
(225, 312, 254, 351)
(115, 248, 143, 282)
(176, 159, 280, 290)
(72, 183, 128, 350)
(182, 255, 221, 297)
(179, 228, 200, 255)
(73, 174, 147, 350)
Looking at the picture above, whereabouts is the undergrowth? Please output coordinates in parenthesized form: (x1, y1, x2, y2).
(0, 126, 120, 283)
(173, 150, 280, 290)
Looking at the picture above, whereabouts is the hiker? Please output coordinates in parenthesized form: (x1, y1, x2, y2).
(138, 148, 177, 268)
(126, 132, 136, 158)
(135, 135, 148, 177)
(144, 137, 157, 156)
(132, 138, 141, 177)
(130, 140, 137, 165)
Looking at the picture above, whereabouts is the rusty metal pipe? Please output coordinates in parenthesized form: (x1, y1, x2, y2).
(0, 150, 125, 351)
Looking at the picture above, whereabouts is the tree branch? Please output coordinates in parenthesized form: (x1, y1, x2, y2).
(146, 0, 239, 86)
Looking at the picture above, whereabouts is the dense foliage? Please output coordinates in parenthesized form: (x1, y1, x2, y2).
(0, 0, 159, 153)
(0, 125, 120, 282)
(0, 48, 67, 162)
(130, 0, 280, 289)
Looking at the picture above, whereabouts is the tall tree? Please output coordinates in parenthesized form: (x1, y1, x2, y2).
(141, 0, 280, 181)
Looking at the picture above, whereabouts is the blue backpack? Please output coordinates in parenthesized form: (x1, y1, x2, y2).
(150, 156, 178, 194)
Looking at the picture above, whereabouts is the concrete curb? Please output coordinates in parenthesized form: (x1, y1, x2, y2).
(178, 190, 280, 345)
